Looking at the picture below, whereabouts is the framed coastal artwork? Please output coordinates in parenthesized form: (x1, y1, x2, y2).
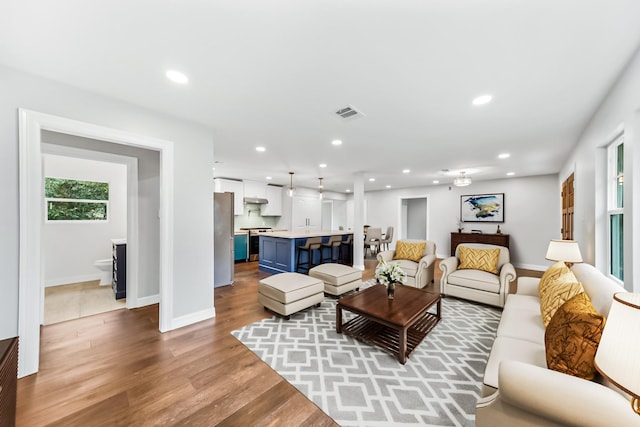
(460, 193, 504, 223)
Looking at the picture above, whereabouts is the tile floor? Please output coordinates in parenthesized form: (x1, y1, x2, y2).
(44, 280, 126, 325)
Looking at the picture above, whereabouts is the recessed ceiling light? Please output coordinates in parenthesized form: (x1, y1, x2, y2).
(319, 163, 327, 168)
(265, 176, 272, 180)
(433, 180, 439, 184)
(369, 178, 375, 182)
(346, 189, 351, 193)
(402, 169, 410, 174)
(166, 70, 189, 84)
(255, 146, 266, 152)
(472, 94, 492, 106)
(331, 139, 343, 146)
(506, 172, 515, 176)
(385, 185, 391, 189)
(498, 153, 510, 159)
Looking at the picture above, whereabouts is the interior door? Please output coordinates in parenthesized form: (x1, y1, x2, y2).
(561, 173, 574, 239)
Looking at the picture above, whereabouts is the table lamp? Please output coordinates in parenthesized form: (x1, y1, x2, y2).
(594, 292, 640, 415)
(545, 239, 583, 266)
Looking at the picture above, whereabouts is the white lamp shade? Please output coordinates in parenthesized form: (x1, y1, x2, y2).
(545, 239, 583, 263)
(595, 293, 640, 400)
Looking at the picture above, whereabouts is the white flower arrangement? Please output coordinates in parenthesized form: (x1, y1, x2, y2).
(375, 259, 407, 286)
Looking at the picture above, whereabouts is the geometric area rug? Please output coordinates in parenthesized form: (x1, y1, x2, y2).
(231, 282, 502, 427)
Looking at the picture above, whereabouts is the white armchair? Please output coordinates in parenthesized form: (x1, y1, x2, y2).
(376, 240, 436, 288)
(439, 243, 516, 307)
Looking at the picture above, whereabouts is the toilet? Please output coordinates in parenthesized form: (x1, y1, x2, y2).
(94, 259, 112, 286)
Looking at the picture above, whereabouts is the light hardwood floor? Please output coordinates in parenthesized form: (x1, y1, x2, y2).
(17, 257, 541, 426)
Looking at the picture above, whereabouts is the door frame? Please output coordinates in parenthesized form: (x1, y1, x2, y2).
(18, 109, 175, 377)
(398, 195, 430, 241)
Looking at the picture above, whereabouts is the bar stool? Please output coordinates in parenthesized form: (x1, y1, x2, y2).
(321, 235, 343, 263)
(339, 234, 353, 265)
(296, 236, 322, 273)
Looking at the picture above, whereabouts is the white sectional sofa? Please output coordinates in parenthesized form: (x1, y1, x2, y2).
(476, 263, 640, 427)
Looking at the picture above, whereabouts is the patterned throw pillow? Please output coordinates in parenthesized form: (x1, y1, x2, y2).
(393, 241, 426, 262)
(457, 246, 500, 274)
(545, 292, 606, 380)
(538, 262, 584, 326)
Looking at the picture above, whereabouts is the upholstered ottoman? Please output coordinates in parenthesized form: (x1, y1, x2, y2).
(258, 272, 324, 319)
(309, 263, 362, 296)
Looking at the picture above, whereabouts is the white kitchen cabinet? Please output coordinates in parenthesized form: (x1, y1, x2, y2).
(243, 180, 267, 199)
(292, 195, 322, 231)
(214, 178, 244, 215)
(261, 185, 283, 216)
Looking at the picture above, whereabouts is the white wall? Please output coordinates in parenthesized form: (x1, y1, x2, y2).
(0, 65, 214, 340)
(43, 154, 126, 286)
(364, 174, 559, 269)
(558, 47, 640, 292)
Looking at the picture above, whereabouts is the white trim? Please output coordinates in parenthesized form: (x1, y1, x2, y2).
(512, 262, 548, 271)
(18, 109, 174, 378)
(44, 274, 102, 288)
(136, 294, 160, 307)
(170, 307, 216, 330)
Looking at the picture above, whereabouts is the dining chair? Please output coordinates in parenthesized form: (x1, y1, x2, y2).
(380, 226, 394, 251)
(364, 227, 382, 257)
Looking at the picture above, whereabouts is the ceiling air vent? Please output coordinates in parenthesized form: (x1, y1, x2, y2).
(335, 105, 364, 120)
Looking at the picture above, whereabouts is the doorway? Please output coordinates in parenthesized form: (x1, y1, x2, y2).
(18, 109, 174, 378)
(41, 144, 135, 324)
(400, 196, 429, 240)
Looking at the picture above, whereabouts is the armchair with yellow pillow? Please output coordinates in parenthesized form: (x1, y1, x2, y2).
(376, 240, 436, 288)
(439, 243, 516, 308)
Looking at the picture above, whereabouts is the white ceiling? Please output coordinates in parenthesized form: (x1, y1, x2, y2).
(2, 1, 640, 192)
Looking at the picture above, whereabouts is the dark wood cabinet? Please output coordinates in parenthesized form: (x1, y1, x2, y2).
(450, 232, 510, 255)
(0, 337, 18, 427)
(112, 242, 126, 300)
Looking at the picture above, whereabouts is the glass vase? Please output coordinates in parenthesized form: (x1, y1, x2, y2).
(387, 282, 396, 299)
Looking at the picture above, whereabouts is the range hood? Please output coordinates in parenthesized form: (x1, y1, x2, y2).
(243, 196, 268, 204)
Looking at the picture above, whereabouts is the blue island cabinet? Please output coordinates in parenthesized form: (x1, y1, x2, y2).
(258, 231, 353, 274)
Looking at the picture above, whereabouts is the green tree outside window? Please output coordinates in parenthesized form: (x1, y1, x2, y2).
(45, 178, 109, 221)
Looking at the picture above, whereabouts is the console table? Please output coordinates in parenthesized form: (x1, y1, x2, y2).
(450, 232, 510, 255)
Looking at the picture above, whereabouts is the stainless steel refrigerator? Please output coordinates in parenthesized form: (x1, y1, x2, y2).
(214, 192, 234, 287)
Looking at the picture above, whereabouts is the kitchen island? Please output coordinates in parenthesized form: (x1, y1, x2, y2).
(258, 230, 354, 274)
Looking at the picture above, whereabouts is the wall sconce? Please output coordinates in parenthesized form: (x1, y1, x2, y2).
(318, 177, 323, 200)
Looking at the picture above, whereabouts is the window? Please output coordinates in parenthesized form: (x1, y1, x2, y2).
(45, 177, 109, 221)
(607, 137, 623, 281)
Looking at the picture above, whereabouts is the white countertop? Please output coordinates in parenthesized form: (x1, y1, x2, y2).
(234, 230, 249, 235)
(261, 230, 353, 239)
(111, 238, 127, 245)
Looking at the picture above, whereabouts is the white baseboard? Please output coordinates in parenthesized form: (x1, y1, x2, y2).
(134, 294, 160, 307)
(45, 273, 101, 287)
(170, 307, 216, 330)
(513, 262, 547, 271)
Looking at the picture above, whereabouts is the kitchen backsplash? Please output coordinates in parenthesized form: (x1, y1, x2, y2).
(234, 203, 280, 229)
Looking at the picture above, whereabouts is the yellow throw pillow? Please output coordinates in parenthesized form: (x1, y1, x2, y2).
(393, 241, 426, 262)
(457, 246, 500, 274)
(545, 292, 606, 380)
(539, 264, 584, 327)
(538, 261, 571, 294)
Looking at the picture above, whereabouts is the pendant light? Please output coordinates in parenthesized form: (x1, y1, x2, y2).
(453, 171, 472, 187)
(288, 172, 295, 197)
(318, 177, 324, 200)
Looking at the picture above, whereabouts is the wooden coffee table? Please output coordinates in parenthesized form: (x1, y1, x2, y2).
(336, 284, 441, 364)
